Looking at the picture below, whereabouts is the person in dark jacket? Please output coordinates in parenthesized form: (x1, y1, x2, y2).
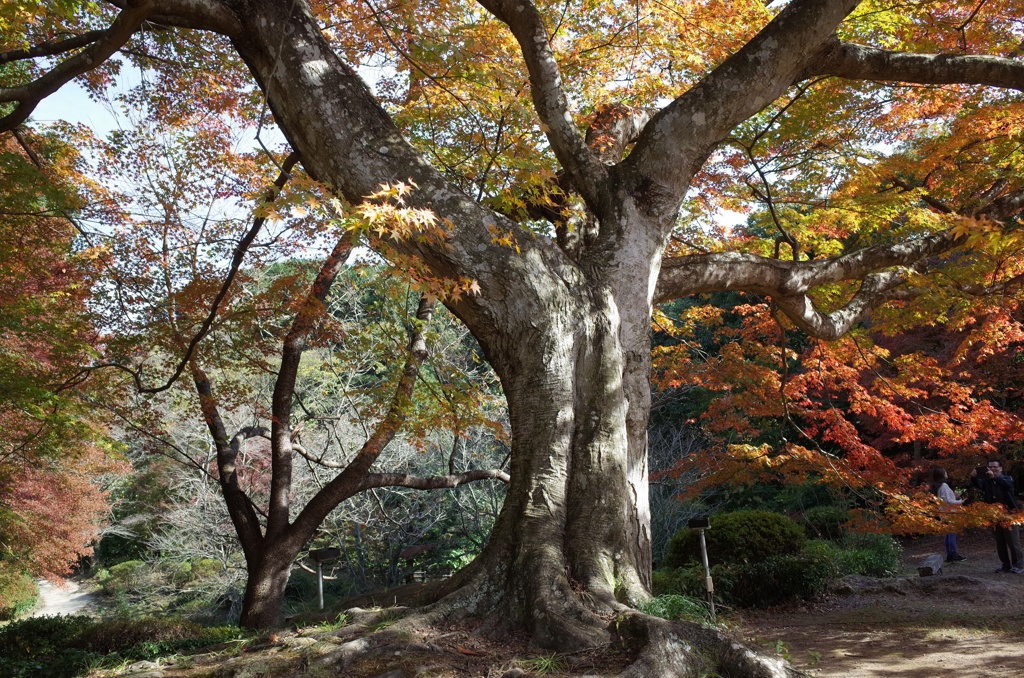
(970, 459, 1022, 573)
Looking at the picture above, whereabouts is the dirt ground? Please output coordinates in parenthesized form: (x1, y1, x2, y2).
(31, 579, 98, 617)
(736, 529, 1024, 677)
(81, 530, 1024, 677)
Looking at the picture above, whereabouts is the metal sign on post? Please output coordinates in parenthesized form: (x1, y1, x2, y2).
(310, 548, 341, 610)
(687, 516, 715, 622)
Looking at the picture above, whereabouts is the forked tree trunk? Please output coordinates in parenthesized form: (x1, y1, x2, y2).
(230, 0, 661, 638)
(228, 3, 798, 673)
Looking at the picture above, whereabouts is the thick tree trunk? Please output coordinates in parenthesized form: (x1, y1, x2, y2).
(446, 200, 665, 649)
(238, 546, 296, 629)
(226, 2, 798, 673)
(229, 0, 660, 639)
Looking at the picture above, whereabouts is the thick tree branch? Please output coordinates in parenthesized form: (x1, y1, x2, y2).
(107, 0, 242, 33)
(804, 40, 1024, 92)
(771, 269, 909, 339)
(657, 231, 960, 301)
(0, 3, 153, 132)
(475, 0, 608, 208)
(584, 104, 657, 166)
(985, 189, 1024, 220)
(360, 469, 510, 491)
(625, 0, 862, 201)
(0, 31, 106, 65)
(655, 230, 964, 339)
(0, 1, 239, 132)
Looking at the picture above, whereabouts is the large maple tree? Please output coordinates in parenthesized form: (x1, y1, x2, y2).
(4, 1, 1024, 674)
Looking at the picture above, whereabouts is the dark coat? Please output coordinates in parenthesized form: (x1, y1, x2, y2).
(972, 473, 1019, 511)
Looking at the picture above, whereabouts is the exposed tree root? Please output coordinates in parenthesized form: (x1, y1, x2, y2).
(615, 612, 805, 678)
(295, 585, 804, 678)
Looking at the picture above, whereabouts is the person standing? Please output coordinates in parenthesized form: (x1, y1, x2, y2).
(930, 466, 967, 562)
(970, 459, 1023, 573)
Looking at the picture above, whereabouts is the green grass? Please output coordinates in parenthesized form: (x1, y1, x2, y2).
(640, 594, 715, 625)
(516, 654, 566, 675)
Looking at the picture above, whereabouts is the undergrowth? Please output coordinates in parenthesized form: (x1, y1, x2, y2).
(0, 614, 246, 678)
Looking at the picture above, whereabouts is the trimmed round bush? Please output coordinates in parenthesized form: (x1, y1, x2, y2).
(663, 510, 806, 568)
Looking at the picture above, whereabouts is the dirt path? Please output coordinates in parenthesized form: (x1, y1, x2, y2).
(736, 529, 1024, 677)
(31, 579, 99, 617)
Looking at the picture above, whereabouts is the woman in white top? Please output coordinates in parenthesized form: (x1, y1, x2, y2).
(931, 466, 966, 562)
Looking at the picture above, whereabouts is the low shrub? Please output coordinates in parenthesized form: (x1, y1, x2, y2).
(170, 561, 193, 585)
(730, 550, 839, 606)
(664, 510, 806, 568)
(81, 618, 242, 661)
(835, 533, 904, 577)
(102, 560, 149, 594)
(800, 505, 849, 541)
(655, 531, 902, 610)
(0, 614, 95, 678)
(0, 563, 37, 620)
(655, 542, 839, 608)
(0, 614, 244, 678)
(651, 564, 735, 603)
(191, 559, 223, 581)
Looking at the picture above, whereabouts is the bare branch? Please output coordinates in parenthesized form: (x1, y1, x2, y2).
(804, 39, 1024, 92)
(290, 442, 347, 469)
(58, 152, 301, 395)
(360, 469, 511, 491)
(655, 230, 964, 339)
(289, 294, 436, 540)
